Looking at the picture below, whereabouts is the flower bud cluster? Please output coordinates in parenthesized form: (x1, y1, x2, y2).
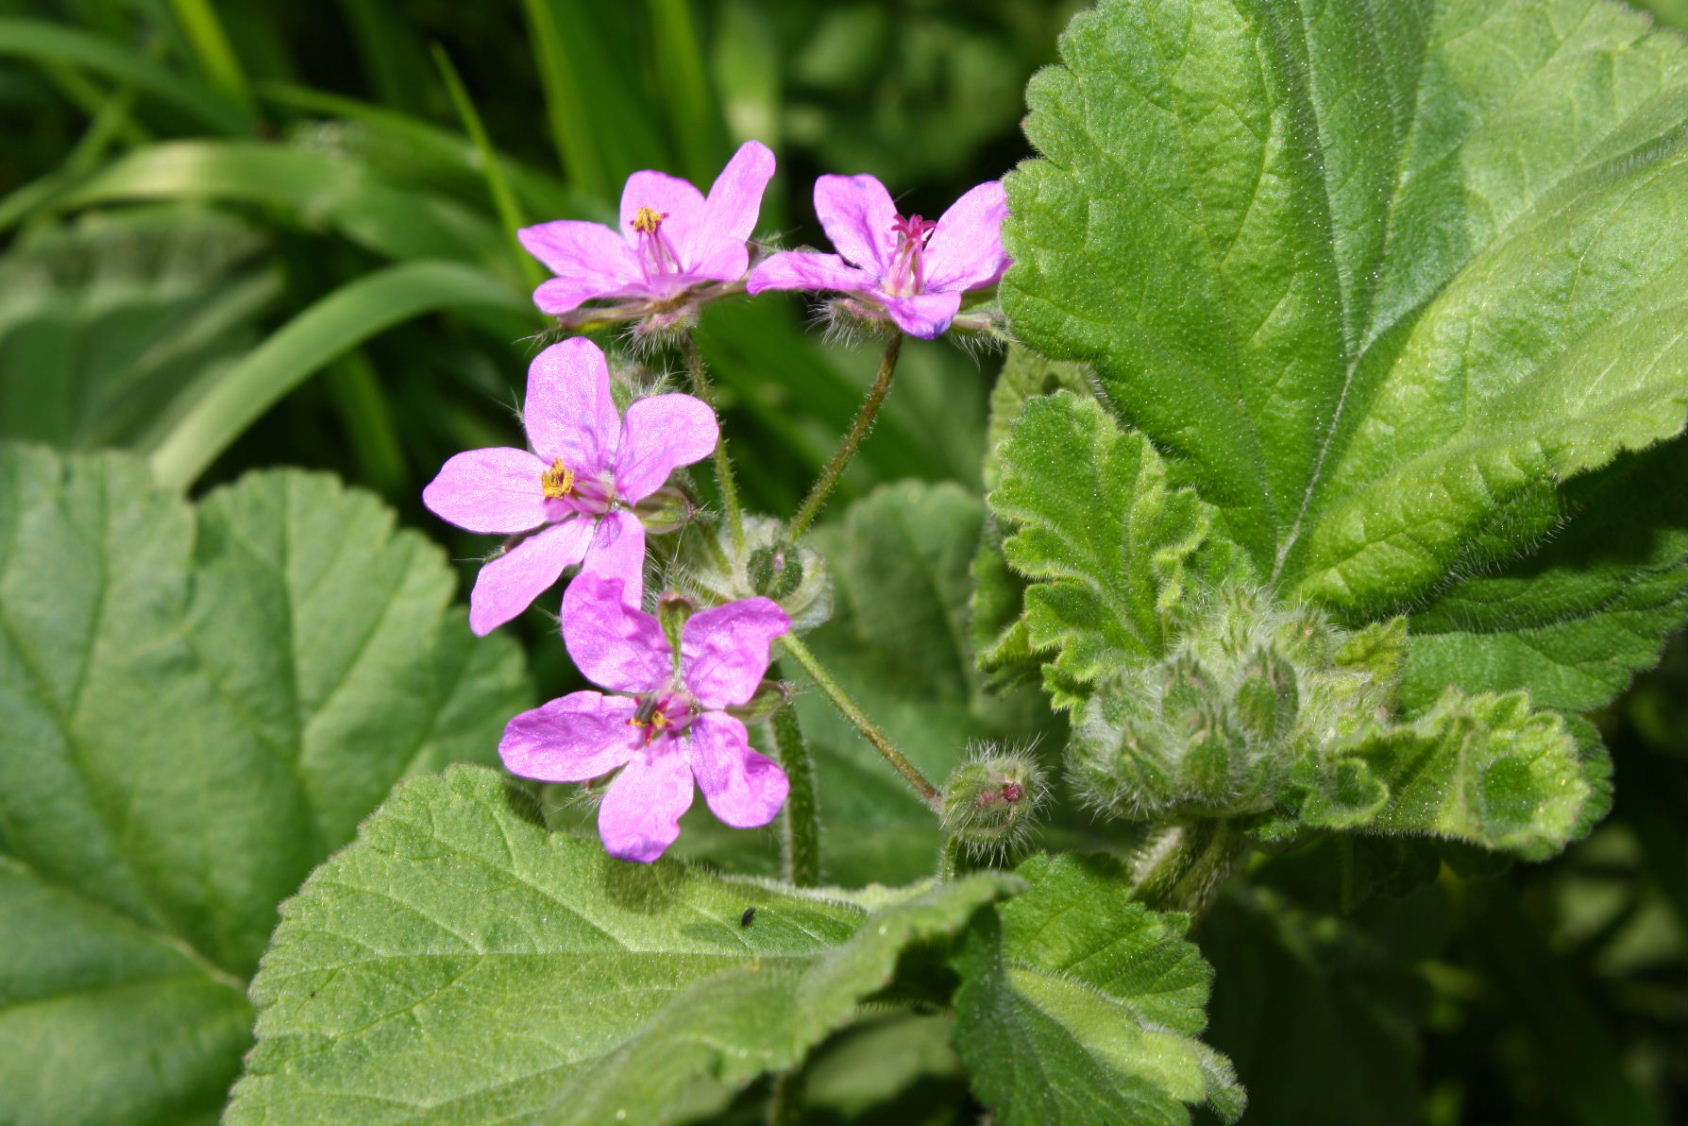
(1070, 583, 1403, 822)
(679, 515, 833, 633)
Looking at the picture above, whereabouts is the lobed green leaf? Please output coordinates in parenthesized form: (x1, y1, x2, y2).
(0, 444, 528, 1125)
(990, 392, 1235, 708)
(225, 765, 1018, 1126)
(953, 853, 1244, 1126)
(1004, 0, 1688, 619)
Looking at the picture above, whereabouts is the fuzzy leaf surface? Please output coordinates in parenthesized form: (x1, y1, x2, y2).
(1310, 690, 1591, 859)
(953, 853, 1244, 1126)
(973, 344, 1099, 680)
(1005, 0, 1688, 617)
(990, 392, 1230, 708)
(0, 444, 528, 1126)
(1402, 440, 1688, 715)
(225, 765, 1018, 1126)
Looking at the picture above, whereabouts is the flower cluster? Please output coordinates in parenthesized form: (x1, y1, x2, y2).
(426, 140, 1011, 861)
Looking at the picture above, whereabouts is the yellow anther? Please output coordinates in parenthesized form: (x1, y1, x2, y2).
(540, 457, 575, 499)
(631, 206, 665, 234)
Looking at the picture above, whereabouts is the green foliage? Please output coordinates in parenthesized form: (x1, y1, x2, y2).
(952, 853, 1243, 1125)
(224, 765, 1018, 1126)
(1199, 866, 1448, 1126)
(147, 259, 524, 490)
(0, 444, 528, 1125)
(0, 207, 278, 451)
(972, 344, 1098, 680)
(1069, 589, 1398, 822)
(1302, 690, 1591, 860)
(1004, 0, 1687, 620)
(990, 392, 1228, 708)
(1402, 439, 1688, 714)
(795, 481, 1046, 885)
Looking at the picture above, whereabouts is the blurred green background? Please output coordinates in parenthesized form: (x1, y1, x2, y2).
(0, 2, 1682, 1123)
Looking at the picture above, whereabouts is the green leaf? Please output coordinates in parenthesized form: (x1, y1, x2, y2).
(1311, 690, 1591, 859)
(1402, 439, 1688, 714)
(51, 141, 507, 267)
(990, 392, 1236, 709)
(0, 207, 279, 452)
(224, 764, 1018, 1126)
(972, 345, 1099, 681)
(147, 259, 524, 491)
(0, 17, 253, 134)
(1200, 872, 1446, 1126)
(1005, 0, 1688, 617)
(0, 445, 528, 1125)
(794, 481, 1047, 885)
(953, 853, 1244, 1126)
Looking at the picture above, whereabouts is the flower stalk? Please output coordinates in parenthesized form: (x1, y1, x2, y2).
(778, 631, 942, 810)
(678, 331, 747, 554)
(788, 332, 903, 541)
(1128, 820, 1248, 916)
(767, 662, 821, 887)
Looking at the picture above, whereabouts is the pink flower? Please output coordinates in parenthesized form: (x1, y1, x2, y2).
(501, 575, 792, 862)
(422, 337, 717, 635)
(518, 140, 776, 324)
(747, 175, 1008, 338)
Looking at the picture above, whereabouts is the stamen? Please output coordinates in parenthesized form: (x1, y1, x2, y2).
(630, 206, 681, 278)
(540, 457, 575, 499)
(886, 213, 938, 296)
(627, 697, 679, 744)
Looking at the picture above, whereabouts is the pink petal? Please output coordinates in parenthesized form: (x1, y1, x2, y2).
(422, 447, 550, 534)
(500, 691, 640, 782)
(533, 275, 638, 316)
(690, 713, 788, 829)
(922, 181, 1010, 293)
(468, 518, 593, 635)
(578, 510, 648, 608)
(562, 569, 672, 694)
(746, 252, 873, 295)
(524, 338, 622, 472)
(882, 291, 963, 339)
(813, 174, 898, 273)
(518, 220, 642, 310)
(684, 140, 775, 279)
(620, 170, 706, 256)
(614, 393, 719, 503)
(681, 598, 790, 708)
(599, 744, 695, 862)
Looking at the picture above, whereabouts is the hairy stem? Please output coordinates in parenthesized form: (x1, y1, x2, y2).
(779, 632, 942, 810)
(937, 835, 967, 882)
(1129, 820, 1248, 916)
(768, 662, 821, 887)
(788, 332, 903, 540)
(765, 1067, 803, 1126)
(678, 332, 745, 554)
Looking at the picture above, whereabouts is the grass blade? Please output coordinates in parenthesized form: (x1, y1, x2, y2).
(431, 45, 545, 290)
(0, 16, 251, 134)
(148, 260, 525, 489)
(48, 140, 504, 266)
(646, 0, 725, 184)
(167, 0, 254, 109)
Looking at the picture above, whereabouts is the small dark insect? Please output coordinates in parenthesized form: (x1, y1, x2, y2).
(740, 907, 757, 927)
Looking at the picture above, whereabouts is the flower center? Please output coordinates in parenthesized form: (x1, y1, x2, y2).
(630, 205, 681, 279)
(885, 213, 937, 297)
(539, 456, 576, 499)
(627, 690, 695, 744)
